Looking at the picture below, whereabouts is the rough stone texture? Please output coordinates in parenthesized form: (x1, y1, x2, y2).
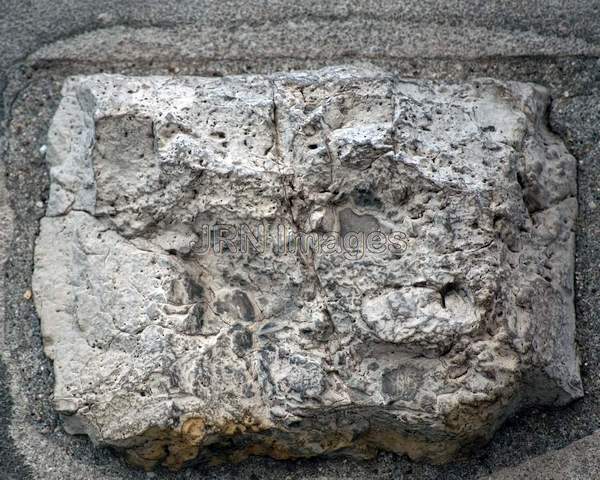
(31, 66, 580, 470)
(3, 8, 600, 480)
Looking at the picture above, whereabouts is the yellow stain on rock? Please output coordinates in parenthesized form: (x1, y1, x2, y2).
(124, 413, 276, 471)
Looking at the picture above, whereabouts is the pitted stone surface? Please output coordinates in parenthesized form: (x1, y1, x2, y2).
(32, 66, 581, 470)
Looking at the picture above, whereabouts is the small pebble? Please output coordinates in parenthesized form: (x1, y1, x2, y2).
(97, 12, 114, 25)
(23, 289, 32, 300)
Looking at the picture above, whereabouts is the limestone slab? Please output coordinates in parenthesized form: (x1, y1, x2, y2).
(32, 66, 582, 469)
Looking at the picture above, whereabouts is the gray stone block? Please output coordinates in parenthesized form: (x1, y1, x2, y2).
(32, 66, 581, 470)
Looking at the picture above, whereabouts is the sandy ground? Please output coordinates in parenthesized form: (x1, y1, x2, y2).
(1, 2, 600, 479)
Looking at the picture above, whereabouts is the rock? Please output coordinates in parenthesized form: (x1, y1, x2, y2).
(32, 66, 582, 470)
